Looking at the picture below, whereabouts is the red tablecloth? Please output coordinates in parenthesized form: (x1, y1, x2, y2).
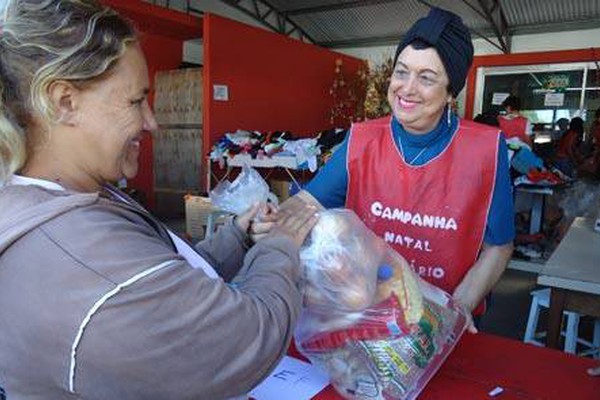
(292, 333, 599, 400)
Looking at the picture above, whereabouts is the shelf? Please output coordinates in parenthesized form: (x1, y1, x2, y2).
(226, 154, 304, 170)
(158, 124, 203, 129)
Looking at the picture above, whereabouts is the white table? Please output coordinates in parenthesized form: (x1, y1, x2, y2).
(514, 185, 554, 234)
(537, 217, 600, 349)
(206, 154, 309, 193)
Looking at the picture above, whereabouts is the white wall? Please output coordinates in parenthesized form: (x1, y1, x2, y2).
(473, 27, 600, 55)
(183, 40, 203, 65)
(179, 0, 270, 64)
(190, 0, 266, 29)
(336, 28, 600, 65)
(146, 0, 265, 29)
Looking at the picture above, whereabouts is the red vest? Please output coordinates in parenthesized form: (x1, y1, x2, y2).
(498, 115, 531, 145)
(346, 117, 499, 311)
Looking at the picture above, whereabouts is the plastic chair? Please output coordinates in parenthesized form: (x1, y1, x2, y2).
(523, 288, 600, 357)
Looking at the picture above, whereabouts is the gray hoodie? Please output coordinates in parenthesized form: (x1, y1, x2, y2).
(0, 184, 302, 399)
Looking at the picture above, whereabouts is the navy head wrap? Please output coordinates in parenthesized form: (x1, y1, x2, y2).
(393, 7, 473, 97)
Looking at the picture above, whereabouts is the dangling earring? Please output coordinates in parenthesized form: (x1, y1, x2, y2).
(447, 104, 452, 126)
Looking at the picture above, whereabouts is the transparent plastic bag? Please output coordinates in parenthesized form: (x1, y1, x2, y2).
(209, 164, 278, 214)
(296, 209, 467, 400)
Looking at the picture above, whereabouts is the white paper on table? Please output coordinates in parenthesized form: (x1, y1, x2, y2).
(249, 356, 330, 400)
(167, 231, 218, 279)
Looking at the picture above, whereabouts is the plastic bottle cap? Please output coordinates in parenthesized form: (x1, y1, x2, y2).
(377, 264, 394, 281)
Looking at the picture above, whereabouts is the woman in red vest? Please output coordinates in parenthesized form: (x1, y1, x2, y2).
(555, 117, 585, 176)
(578, 108, 600, 177)
(498, 95, 533, 146)
(268, 8, 515, 332)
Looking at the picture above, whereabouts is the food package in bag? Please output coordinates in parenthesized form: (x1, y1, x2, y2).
(295, 209, 467, 400)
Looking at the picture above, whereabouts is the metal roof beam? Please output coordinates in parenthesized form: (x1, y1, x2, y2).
(319, 34, 403, 48)
(219, 0, 316, 43)
(469, 26, 506, 53)
(511, 18, 600, 36)
(284, 0, 401, 16)
(319, 24, 502, 49)
(146, 0, 203, 15)
(473, 0, 511, 53)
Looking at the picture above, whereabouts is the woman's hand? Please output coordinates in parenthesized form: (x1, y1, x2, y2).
(453, 298, 478, 334)
(588, 365, 600, 377)
(248, 202, 279, 243)
(267, 203, 319, 248)
(234, 203, 262, 233)
(463, 310, 479, 334)
(237, 202, 297, 243)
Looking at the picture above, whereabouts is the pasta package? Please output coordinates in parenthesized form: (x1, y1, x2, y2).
(296, 209, 467, 400)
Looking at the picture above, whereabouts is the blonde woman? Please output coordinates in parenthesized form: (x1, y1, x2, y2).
(0, 1, 317, 398)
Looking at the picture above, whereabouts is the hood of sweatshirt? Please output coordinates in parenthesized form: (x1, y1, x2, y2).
(0, 185, 99, 254)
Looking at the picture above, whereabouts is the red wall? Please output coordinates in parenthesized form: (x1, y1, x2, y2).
(203, 13, 365, 149)
(102, 4, 366, 202)
(465, 47, 600, 119)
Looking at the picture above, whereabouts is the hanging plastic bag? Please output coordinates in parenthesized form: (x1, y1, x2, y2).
(296, 209, 467, 400)
(209, 164, 278, 214)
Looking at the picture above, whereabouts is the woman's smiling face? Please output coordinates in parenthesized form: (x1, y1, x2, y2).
(75, 43, 158, 185)
(387, 45, 452, 134)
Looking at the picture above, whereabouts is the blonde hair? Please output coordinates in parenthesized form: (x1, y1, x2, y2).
(0, 0, 136, 184)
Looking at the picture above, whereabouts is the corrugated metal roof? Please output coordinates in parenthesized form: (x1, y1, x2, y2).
(502, 0, 600, 30)
(147, 0, 600, 51)
(288, 2, 430, 43)
(269, 0, 600, 48)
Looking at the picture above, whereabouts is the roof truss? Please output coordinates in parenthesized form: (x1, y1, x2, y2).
(220, 0, 315, 42)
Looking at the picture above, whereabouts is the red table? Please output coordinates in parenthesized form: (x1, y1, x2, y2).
(296, 333, 599, 400)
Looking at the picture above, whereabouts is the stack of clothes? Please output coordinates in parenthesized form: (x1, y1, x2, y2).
(507, 138, 569, 187)
(209, 128, 348, 172)
(507, 138, 570, 261)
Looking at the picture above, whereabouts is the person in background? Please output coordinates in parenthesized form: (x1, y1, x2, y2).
(578, 108, 600, 178)
(554, 117, 570, 140)
(0, 1, 318, 398)
(474, 109, 500, 127)
(269, 7, 514, 332)
(498, 95, 533, 146)
(555, 116, 585, 177)
(590, 108, 600, 144)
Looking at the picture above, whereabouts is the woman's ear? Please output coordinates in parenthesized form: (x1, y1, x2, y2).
(47, 80, 80, 126)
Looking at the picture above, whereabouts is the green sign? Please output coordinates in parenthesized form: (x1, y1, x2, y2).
(543, 74, 570, 90)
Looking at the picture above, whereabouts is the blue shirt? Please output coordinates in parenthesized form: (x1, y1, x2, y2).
(305, 114, 515, 245)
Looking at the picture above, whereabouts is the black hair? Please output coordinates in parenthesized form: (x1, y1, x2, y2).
(501, 95, 521, 111)
(398, 39, 453, 94)
(569, 117, 584, 134)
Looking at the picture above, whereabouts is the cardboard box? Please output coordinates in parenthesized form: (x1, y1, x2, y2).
(184, 195, 213, 239)
(184, 195, 233, 239)
(270, 179, 291, 202)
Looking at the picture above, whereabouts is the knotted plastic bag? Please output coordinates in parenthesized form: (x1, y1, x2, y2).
(209, 164, 278, 214)
(296, 209, 467, 400)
